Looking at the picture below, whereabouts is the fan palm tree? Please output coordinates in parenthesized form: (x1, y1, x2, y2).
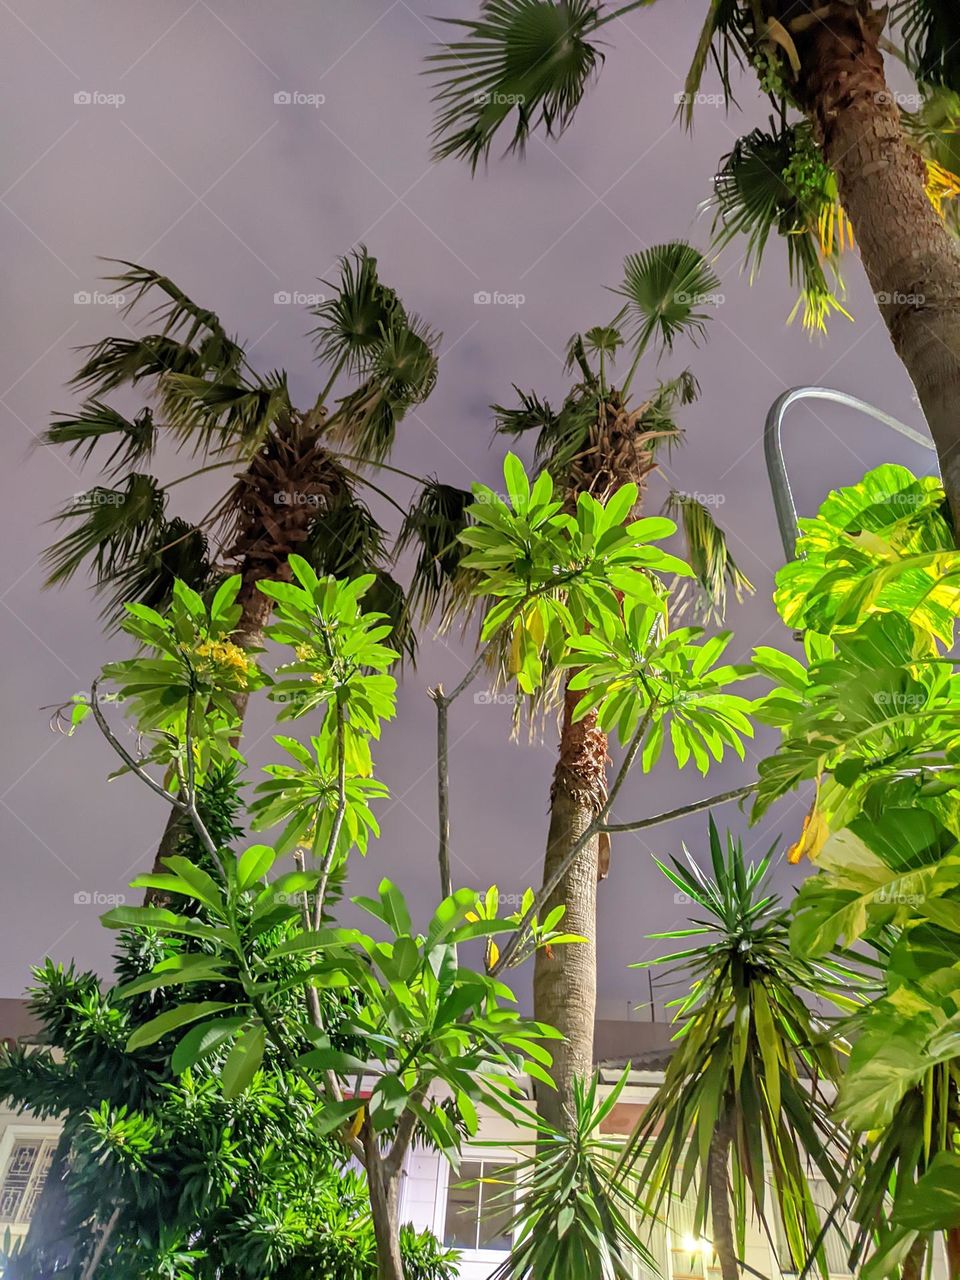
(29, 250, 441, 1279)
(621, 819, 860, 1280)
(426, 0, 960, 534)
(403, 243, 752, 1135)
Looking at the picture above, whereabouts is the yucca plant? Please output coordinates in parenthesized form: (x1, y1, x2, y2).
(401, 245, 752, 1138)
(622, 819, 862, 1280)
(483, 1069, 656, 1280)
(426, 0, 960, 534)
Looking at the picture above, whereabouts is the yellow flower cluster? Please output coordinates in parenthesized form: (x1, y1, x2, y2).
(192, 638, 251, 684)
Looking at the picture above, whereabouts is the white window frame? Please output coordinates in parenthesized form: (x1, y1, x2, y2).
(0, 1124, 60, 1232)
(437, 1148, 519, 1264)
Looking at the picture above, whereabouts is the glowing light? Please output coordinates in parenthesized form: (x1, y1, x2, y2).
(681, 1235, 713, 1255)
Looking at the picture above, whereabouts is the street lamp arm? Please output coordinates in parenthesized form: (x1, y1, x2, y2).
(763, 386, 936, 561)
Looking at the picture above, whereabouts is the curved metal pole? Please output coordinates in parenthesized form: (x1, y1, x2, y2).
(764, 386, 937, 560)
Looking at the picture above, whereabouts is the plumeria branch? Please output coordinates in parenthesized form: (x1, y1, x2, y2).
(600, 783, 756, 833)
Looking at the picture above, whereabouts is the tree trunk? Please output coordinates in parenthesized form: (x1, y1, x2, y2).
(708, 1115, 739, 1280)
(364, 1126, 406, 1280)
(794, 3, 960, 530)
(532, 681, 607, 1132)
(946, 1227, 960, 1280)
(902, 1233, 927, 1280)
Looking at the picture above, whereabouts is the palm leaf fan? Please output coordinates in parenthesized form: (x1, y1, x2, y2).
(42, 473, 166, 588)
(710, 124, 852, 333)
(99, 517, 213, 625)
(426, 0, 607, 170)
(41, 401, 156, 476)
(331, 313, 439, 461)
(892, 0, 960, 95)
(396, 480, 476, 624)
(616, 242, 720, 366)
(157, 368, 292, 456)
(664, 490, 753, 622)
(309, 245, 407, 376)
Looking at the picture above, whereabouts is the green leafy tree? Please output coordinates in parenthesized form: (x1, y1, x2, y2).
(426, 0, 960, 532)
(402, 247, 753, 1136)
(45, 454, 763, 1280)
(749, 462, 960, 1276)
(622, 820, 858, 1280)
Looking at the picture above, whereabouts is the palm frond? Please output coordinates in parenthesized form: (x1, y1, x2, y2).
(427, 0, 607, 170)
(679, 0, 750, 128)
(710, 124, 852, 334)
(71, 335, 210, 396)
(494, 384, 600, 480)
(664, 490, 753, 622)
(43, 473, 166, 588)
(310, 246, 406, 376)
(303, 497, 387, 579)
(892, 0, 960, 94)
(616, 242, 720, 362)
(157, 369, 291, 456)
(105, 260, 245, 367)
(332, 313, 439, 461)
(41, 401, 156, 475)
(396, 480, 475, 623)
(99, 517, 213, 625)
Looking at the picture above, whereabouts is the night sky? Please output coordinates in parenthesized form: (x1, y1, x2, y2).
(0, 1, 937, 1014)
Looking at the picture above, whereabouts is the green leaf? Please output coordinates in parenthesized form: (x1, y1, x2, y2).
(125, 1001, 236, 1053)
(221, 1024, 266, 1098)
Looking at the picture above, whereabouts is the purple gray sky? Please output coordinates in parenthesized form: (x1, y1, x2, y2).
(0, 1, 937, 1012)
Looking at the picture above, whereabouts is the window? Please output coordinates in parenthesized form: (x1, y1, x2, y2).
(667, 1198, 723, 1280)
(443, 1158, 515, 1252)
(0, 1137, 56, 1225)
(775, 1177, 853, 1276)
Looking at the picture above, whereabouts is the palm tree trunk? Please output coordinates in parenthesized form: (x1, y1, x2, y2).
(794, 4, 960, 530)
(708, 1114, 739, 1280)
(532, 681, 607, 1131)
